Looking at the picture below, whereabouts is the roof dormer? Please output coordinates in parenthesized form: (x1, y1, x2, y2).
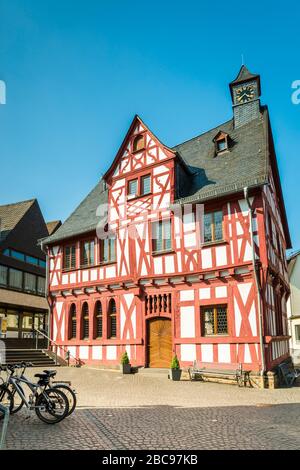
(213, 131, 230, 155)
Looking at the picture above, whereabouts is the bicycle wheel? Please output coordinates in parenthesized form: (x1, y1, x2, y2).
(35, 388, 69, 424)
(0, 385, 14, 420)
(52, 384, 76, 416)
(10, 384, 25, 414)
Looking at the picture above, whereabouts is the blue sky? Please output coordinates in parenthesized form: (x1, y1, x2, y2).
(0, 1, 299, 250)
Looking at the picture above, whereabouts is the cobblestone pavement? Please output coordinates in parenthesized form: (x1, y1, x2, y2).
(2, 367, 300, 450)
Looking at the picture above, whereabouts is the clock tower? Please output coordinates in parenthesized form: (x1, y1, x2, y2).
(229, 65, 261, 128)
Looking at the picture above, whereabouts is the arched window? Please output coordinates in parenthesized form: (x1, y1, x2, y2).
(69, 304, 77, 339)
(108, 299, 117, 338)
(81, 302, 89, 340)
(132, 134, 145, 153)
(94, 301, 103, 338)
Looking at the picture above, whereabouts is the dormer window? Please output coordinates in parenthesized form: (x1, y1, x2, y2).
(217, 139, 227, 152)
(213, 131, 229, 155)
(132, 134, 145, 153)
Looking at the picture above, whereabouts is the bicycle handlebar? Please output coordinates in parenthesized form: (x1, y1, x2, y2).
(0, 362, 33, 372)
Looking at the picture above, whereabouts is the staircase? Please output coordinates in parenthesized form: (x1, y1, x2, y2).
(0, 349, 59, 367)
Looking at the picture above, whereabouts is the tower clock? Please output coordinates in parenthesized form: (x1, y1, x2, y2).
(229, 65, 261, 128)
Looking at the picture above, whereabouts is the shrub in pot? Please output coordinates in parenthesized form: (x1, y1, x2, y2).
(169, 354, 182, 381)
(120, 351, 131, 374)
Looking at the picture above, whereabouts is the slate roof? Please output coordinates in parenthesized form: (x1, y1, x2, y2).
(0, 199, 36, 242)
(42, 105, 289, 247)
(230, 65, 259, 86)
(173, 106, 268, 204)
(42, 181, 108, 245)
(287, 250, 300, 278)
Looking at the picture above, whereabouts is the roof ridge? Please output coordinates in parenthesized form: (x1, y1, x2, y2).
(172, 118, 233, 149)
(0, 198, 36, 209)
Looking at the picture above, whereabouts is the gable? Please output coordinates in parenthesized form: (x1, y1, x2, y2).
(104, 115, 176, 181)
(2, 200, 49, 258)
(0, 199, 35, 243)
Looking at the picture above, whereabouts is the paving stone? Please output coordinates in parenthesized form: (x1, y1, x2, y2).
(1, 367, 300, 450)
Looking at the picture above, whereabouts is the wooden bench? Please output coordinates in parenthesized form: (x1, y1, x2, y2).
(278, 362, 300, 387)
(188, 361, 248, 387)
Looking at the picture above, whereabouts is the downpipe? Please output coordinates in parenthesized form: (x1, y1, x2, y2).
(40, 240, 51, 350)
(244, 187, 266, 388)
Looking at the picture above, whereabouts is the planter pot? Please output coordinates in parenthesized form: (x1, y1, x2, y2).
(120, 363, 131, 374)
(169, 369, 182, 381)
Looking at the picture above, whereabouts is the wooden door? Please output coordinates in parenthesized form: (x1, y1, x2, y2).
(147, 318, 172, 368)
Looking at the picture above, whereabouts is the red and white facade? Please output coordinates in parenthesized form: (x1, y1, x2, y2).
(46, 92, 291, 372)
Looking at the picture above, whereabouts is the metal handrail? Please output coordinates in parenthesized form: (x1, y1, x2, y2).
(33, 328, 81, 367)
(0, 404, 10, 450)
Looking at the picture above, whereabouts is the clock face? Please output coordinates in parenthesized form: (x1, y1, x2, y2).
(235, 84, 255, 103)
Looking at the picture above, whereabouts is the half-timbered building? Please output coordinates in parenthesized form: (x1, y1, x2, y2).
(42, 66, 291, 378)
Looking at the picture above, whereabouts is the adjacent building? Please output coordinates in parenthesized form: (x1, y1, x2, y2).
(287, 251, 300, 364)
(43, 66, 291, 378)
(0, 199, 60, 349)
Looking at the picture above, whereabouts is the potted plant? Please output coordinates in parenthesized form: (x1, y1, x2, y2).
(169, 354, 182, 381)
(120, 351, 131, 374)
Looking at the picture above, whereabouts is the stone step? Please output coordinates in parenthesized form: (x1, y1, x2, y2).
(137, 367, 169, 375)
(0, 349, 59, 367)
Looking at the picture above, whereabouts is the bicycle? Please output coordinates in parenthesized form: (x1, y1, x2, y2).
(9, 363, 76, 417)
(0, 364, 69, 424)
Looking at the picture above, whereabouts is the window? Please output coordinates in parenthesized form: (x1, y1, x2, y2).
(9, 268, 23, 290)
(132, 134, 145, 152)
(141, 174, 151, 195)
(64, 244, 76, 270)
(69, 304, 77, 339)
(268, 212, 273, 244)
(217, 139, 227, 152)
(100, 237, 116, 264)
(0, 265, 8, 286)
(108, 299, 117, 338)
(11, 250, 25, 262)
(81, 302, 89, 340)
(201, 305, 228, 335)
(128, 179, 138, 196)
(214, 131, 229, 154)
(2, 248, 45, 268)
(81, 240, 94, 267)
(274, 292, 283, 336)
(152, 219, 172, 253)
(295, 325, 300, 344)
(24, 272, 36, 294)
(26, 255, 39, 266)
(37, 276, 46, 295)
(204, 210, 223, 243)
(94, 301, 103, 338)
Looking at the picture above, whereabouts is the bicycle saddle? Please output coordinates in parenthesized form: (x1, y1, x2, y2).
(34, 373, 49, 379)
(43, 370, 57, 376)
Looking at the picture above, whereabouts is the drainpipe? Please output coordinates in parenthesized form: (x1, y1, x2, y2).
(244, 187, 266, 388)
(40, 240, 51, 350)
